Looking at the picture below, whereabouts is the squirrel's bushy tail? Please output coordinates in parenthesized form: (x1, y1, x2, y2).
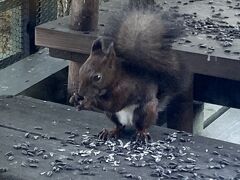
(102, 7, 190, 95)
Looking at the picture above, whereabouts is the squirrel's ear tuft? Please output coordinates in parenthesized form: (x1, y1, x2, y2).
(105, 42, 116, 68)
(91, 37, 103, 54)
(106, 42, 116, 58)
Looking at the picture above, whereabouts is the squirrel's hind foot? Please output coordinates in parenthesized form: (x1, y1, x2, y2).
(98, 128, 121, 141)
(133, 131, 152, 144)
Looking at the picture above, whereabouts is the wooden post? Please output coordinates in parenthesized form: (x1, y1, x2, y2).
(70, 0, 99, 31)
(167, 75, 204, 134)
(68, 0, 99, 95)
(166, 80, 194, 133)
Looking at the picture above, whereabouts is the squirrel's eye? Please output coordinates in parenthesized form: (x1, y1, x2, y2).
(92, 73, 102, 82)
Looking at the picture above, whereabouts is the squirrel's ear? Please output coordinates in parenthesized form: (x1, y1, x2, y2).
(91, 37, 103, 54)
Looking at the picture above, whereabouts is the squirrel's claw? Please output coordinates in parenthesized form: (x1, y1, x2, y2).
(98, 128, 119, 141)
(98, 129, 109, 141)
(133, 131, 152, 144)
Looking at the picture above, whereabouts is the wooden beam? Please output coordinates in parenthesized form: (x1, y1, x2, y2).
(49, 48, 89, 62)
(194, 74, 240, 108)
(35, 17, 97, 54)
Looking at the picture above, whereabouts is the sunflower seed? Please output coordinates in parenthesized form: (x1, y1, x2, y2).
(5, 151, 13, 156)
(117, 168, 128, 174)
(21, 161, 28, 167)
(29, 163, 39, 168)
(27, 158, 39, 163)
(0, 167, 8, 173)
(34, 126, 43, 130)
(25, 133, 30, 138)
(46, 171, 53, 177)
(79, 171, 96, 176)
(124, 173, 142, 180)
(8, 156, 14, 161)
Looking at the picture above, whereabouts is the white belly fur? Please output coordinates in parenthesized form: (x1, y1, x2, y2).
(116, 104, 138, 126)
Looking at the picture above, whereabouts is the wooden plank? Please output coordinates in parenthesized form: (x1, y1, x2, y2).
(0, 49, 68, 96)
(201, 108, 240, 145)
(49, 48, 89, 62)
(175, 39, 240, 81)
(204, 103, 224, 121)
(35, 16, 97, 54)
(0, 96, 240, 180)
(194, 74, 240, 108)
(204, 106, 229, 129)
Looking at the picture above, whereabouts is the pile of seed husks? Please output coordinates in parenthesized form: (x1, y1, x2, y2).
(164, 0, 240, 55)
(182, 13, 240, 47)
(2, 128, 240, 180)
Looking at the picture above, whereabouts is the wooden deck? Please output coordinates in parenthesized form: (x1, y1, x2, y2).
(0, 96, 240, 179)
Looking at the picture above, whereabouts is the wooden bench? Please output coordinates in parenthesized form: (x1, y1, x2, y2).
(35, 0, 240, 134)
(0, 95, 239, 180)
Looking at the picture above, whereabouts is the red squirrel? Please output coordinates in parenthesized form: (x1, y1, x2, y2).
(70, 8, 191, 142)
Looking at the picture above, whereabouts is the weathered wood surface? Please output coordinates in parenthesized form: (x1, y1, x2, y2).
(0, 96, 240, 180)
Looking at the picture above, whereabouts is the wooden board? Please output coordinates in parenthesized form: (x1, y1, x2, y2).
(0, 96, 240, 180)
(202, 108, 240, 145)
(35, 16, 98, 54)
(0, 48, 68, 96)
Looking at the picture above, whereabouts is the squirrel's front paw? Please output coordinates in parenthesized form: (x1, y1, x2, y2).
(69, 93, 83, 106)
(69, 93, 95, 111)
